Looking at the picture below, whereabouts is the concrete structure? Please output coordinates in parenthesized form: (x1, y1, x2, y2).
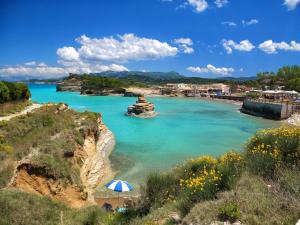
(241, 99, 294, 120)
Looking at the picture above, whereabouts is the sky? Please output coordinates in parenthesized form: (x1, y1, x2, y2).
(0, 0, 300, 79)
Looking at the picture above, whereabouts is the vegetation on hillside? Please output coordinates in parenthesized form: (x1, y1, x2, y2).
(0, 189, 112, 225)
(0, 81, 32, 116)
(0, 81, 31, 103)
(0, 104, 99, 188)
(109, 126, 300, 225)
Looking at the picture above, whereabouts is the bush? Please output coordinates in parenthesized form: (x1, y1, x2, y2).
(246, 127, 300, 178)
(0, 82, 10, 103)
(218, 151, 244, 190)
(3, 81, 31, 102)
(218, 202, 241, 223)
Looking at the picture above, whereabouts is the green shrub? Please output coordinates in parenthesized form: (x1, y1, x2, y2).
(0, 82, 10, 103)
(2, 81, 31, 102)
(246, 127, 300, 178)
(218, 202, 241, 223)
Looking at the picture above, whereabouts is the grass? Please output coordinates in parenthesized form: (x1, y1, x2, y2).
(0, 104, 99, 188)
(0, 100, 31, 116)
(0, 189, 110, 225)
(116, 127, 300, 224)
(183, 172, 300, 225)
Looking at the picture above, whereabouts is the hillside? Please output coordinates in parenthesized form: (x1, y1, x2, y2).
(0, 103, 115, 208)
(93, 71, 184, 80)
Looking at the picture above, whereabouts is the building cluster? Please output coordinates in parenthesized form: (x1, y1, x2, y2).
(249, 90, 299, 101)
(161, 83, 231, 97)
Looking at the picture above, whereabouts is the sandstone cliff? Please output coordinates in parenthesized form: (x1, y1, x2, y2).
(0, 104, 115, 208)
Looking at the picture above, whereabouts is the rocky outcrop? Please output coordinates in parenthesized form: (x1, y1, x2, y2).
(9, 163, 88, 208)
(7, 105, 115, 208)
(80, 88, 125, 96)
(126, 96, 158, 118)
(56, 78, 82, 92)
(80, 118, 115, 203)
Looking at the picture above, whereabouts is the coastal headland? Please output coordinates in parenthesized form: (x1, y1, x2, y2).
(0, 102, 115, 208)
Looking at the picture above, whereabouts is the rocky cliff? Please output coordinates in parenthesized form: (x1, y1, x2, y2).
(0, 104, 115, 208)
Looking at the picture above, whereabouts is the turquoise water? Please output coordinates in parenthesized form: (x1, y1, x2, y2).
(29, 84, 277, 185)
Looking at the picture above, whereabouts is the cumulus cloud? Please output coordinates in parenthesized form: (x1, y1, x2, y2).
(24, 61, 47, 67)
(0, 66, 67, 78)
(187, 64, 234, 76)
(283, 0, 300, 10)
(60, 34, 178, 63)
(259, 40, 300, 54)
(222, 39, 255, 54)
(186, 0, 208, 13)
(57, 47, 80, 62)
(0, 63, 128, 78)
(214, 0, 228, 8)
(221, 21, 237, 26)
(242, 19, 259, 26)
(174, 38, 194, 54)
(1, 34, 182, 78)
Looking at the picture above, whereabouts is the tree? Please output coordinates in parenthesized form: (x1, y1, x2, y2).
(0, 82, 10, 103)
(286, 78, 300, 92)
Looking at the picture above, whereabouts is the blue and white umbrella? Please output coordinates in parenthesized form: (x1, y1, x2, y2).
(105, 180, 133, 192)
(105, 180, 133, 209)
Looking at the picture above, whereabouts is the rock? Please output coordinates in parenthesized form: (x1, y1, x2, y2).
(169, 212, 181, 223)
(126, 95, 158, 118)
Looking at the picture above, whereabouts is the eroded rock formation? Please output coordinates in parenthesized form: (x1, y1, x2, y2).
(126, 96, 158, 118)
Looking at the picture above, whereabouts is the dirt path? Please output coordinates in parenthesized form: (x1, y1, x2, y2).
(0, 103, 42, 121)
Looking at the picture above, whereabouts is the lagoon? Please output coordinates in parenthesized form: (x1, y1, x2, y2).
(29, 84, 277, 186)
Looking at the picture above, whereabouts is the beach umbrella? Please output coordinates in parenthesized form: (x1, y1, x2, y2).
(105, 180, 133, 208)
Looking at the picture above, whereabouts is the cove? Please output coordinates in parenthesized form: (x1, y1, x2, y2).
(29, 84, 278, 186)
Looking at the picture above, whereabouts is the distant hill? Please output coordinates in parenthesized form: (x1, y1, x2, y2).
(217, 76, 257, 81)
(92, 71, 184, 80)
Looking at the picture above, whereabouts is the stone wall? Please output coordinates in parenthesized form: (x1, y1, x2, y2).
(241, 99, 294, 120)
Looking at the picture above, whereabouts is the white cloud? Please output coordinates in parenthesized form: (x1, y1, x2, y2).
(214, 0, 228, 8)
(62, 34, 178, 63)
(186, 0, 208, 13)
(24, 61, 47, 67)
(24, 61, 37, 66)
(0, 63, 128, 78)
(1, 34, 182, 78)
(174, 38, 194, 54)
(57, 47, 80, 62)
(187, 64, 234, 76)
(221, 21, 237, 26)
(242, 19, 259, 26)
(0, 66, 67, 78)
(259, 40, 300, 54)
(222, 39, 255, 54)
(283, 0, 300, 10)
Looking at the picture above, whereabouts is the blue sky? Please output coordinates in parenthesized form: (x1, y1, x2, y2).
(0, 0, 300, 79)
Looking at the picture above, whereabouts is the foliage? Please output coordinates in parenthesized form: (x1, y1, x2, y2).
(246, 126, 300, 177)
(0, 81, 10, 103)
(0, 189, 109, 225)
(0, 100, 31, 116)
(183, 173, 300, 225)
(2, 81, 31, 102)
(246, 92, 260, 99)
(0, 104, 99, 188)
(218, 202, 241, 222)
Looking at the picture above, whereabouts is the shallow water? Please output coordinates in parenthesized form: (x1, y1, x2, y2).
(29, 84, 278, 186)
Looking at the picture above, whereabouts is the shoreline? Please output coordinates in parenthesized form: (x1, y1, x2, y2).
(283, 113, 300, 126)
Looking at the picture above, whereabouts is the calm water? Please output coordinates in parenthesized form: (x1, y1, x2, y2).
(29, 84, 277, 185)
